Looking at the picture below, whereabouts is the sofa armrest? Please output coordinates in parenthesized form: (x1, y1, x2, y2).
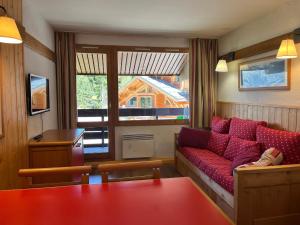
(234, 164, 300, 225)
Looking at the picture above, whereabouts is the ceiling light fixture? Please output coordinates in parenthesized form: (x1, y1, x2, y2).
(0, 6, 22, 44)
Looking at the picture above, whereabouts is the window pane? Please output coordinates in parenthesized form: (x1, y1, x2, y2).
(76, 75, 108, 122)
(118, 50, 189, 121)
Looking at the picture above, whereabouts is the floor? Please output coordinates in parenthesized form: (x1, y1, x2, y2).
(89, 164, 181, 184)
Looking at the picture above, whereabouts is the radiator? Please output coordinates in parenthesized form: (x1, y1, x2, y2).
(122, 134, 154, 159)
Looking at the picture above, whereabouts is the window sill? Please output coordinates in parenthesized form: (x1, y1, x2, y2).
(116, 119, 189, 126)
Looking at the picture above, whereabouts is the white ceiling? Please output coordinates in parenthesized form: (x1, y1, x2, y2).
(26, 0, 291, 38)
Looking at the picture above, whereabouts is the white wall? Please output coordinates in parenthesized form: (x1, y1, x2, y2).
(76, 33, 188, 159)
(218, 0, 300, 107)
(23, 1, 58, 139)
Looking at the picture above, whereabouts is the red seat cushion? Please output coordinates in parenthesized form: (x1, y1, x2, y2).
(224, 136, 261, 161)
(180, 147, 234, 194)
(207, 132, 230, 156)
(211, 116, 231, 134)
(256, 125, 300, 164)
(229, 117, 267, 141)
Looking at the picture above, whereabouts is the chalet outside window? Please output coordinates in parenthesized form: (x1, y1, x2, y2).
(118, 50, 189, 121)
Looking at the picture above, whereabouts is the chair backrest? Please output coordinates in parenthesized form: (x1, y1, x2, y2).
(18, 165, 92, 188)
(97, 160, 163, 183)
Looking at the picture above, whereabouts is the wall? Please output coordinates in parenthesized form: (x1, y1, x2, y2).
(218, 0, 300, 107)
(23, 1, 58, 139)
(76, 33, 188, 159)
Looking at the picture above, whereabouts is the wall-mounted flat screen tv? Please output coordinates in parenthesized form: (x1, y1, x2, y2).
(27, 74, 50, 116)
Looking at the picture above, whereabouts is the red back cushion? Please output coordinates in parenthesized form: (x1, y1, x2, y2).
(178, 127, 210, 149)
(211, 116, 231, 134)
(229, 117, 267, 141)
(207, 132, 230, 156)
(231, 146, 261, 174)
(224, 136, 261, 161)
(256, 125, 300, 164)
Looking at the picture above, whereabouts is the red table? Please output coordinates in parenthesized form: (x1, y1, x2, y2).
(0, 177, 233, 225)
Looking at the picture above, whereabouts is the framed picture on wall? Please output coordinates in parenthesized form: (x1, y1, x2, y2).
(239, 55, 291, 91)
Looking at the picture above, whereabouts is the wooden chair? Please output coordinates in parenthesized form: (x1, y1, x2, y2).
(97, 160, 163, 183)
(18, 165, 92, 188)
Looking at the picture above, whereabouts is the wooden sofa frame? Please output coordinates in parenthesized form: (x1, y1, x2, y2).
(175, 134, 300, 225)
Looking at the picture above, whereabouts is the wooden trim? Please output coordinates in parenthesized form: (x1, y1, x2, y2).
(85, 157, 174, 166)
(218, 101, 300, 110)
(18, 165, 92, 177)
(97, 160, 162, 183)
(18, 166, 92, 187)
(97, 160, 163, 172)
(0, 42, 4, 138)
(220, 33, 292, 62)
(22, 31, 56, 62)
(238, 55, 291, 91)
(235, 164, 300, 175)
(217, 101, 300, 132)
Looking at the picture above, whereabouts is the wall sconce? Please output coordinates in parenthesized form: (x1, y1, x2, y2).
(276, 38, 298, 59)
(0, 6, 22, 44)
(215, 59, 228, 73)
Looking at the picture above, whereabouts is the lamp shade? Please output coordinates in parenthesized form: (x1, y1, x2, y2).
(215, 59, 228, 72)
(0, 16, 22, 44)
(276, 39, 297, 59)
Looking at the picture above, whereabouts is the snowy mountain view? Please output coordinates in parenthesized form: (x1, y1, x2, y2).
(240, 59, 287, 89)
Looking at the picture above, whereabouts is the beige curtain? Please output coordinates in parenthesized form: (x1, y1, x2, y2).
(55, 32, 77, 129)
(190, 39, 218, 128)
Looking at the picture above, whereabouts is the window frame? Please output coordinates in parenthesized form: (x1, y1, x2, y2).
(76, 44, 190, 127)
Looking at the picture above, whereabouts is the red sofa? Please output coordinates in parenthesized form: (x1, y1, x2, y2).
(175, 117, 300, 223)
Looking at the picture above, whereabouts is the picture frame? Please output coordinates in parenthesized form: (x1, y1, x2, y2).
(239, 55, 291, 91)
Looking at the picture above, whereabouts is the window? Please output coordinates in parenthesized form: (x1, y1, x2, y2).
(127, 97, 137, 107)
(76, 52, 110, 159)
(140, 96, 153, 108)
(118, 50, 189, 121)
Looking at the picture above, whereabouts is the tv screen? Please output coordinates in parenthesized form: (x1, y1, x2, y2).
(27, 74, 50, 116)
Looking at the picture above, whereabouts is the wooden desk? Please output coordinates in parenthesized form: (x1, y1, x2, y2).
(29, 129, 85, 184)
(0, 177, 233, 225)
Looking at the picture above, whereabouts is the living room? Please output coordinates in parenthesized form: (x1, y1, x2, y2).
(0, 0, 299, 225)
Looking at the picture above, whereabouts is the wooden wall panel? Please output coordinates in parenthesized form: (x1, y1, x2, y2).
(0, 0, 28, 189)
(217, 101, 300, 132)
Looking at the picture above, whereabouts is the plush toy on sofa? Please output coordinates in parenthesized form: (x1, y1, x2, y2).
(237, 147, 283, 168)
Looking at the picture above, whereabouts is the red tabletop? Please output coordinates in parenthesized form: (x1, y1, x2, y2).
(0, 177, 233, 225)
